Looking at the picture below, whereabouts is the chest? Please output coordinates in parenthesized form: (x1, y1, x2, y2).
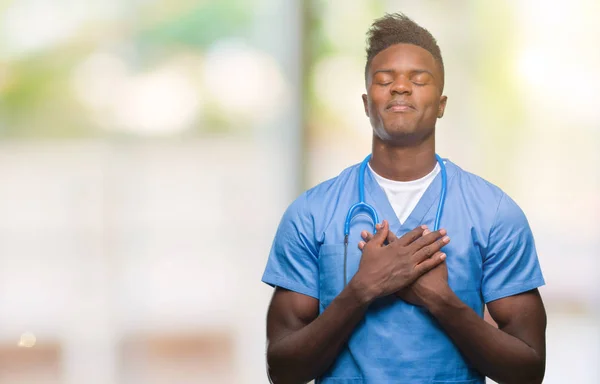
(317, 213, 485, 312)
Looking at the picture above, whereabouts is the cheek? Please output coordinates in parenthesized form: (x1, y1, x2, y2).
(367, 99, 383, 119)
(424, 103, 439, 117)
(367, 90, 386, 111)
(420, 97, 441, 118)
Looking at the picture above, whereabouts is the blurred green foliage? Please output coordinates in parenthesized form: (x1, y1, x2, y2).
(0, 0, 524, 150)
(0, 0, 252, 139)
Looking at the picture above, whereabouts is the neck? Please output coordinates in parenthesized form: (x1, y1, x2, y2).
(369, 135, 437, 181)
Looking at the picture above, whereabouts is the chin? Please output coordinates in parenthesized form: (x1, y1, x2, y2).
(375, 126, 429, 146)
(384, 125, 418, 138)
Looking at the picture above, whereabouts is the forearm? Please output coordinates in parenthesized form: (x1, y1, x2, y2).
(427, 292, 544, 384)
(267, 283, 370, 384)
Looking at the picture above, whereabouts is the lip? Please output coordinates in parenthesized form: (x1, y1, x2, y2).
(386, 100, 416, 112)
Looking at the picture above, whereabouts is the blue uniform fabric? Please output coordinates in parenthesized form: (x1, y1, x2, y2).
(262, 158, 545, 383)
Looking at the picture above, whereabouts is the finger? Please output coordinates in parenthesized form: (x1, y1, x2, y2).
(409, 228, 447, 251)
(363, 228, 395, 246)
(369, 220, 389, 246)
(395, 225, 427, 247)
(387, 230, 398, 244)
(414, 252, 446, 276)
(412, 234, 450, 263)
(358, 241, 365, 250)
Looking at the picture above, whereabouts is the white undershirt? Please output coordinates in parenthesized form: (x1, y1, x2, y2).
(368, 162, 440, 224)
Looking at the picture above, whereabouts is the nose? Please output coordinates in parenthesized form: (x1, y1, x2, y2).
(390, 76, 411, 95)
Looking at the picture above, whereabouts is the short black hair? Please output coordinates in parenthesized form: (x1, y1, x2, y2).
(365, 13, 444, 87)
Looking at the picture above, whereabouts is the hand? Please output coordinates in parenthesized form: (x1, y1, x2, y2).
(359, 227, 450, 308)
(350, 220, 449, 304)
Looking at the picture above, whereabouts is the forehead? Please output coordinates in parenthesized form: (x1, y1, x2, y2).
(369, 43, 439, 76)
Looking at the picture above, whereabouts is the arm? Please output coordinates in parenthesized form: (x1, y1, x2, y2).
(358, 192, 546, 383)
(425, 288, 546, 384)
(266, 222, 448, 384)
(266, 284, 369, 384)
(410, 193, 546, 383)
(358, 241, 547, 384)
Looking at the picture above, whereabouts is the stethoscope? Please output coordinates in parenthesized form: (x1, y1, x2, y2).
(342, 154, 448, 286)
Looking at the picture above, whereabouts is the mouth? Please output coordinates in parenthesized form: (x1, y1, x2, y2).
(386, 100, 416, 112)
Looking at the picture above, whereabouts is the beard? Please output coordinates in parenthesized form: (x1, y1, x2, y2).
(372, 118, 435, 147)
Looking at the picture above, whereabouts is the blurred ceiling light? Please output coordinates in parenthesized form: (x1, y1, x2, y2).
(515, 1, 600, 127)
(72, 52, 202, 136)
(0, 0, 125, 58)
(515, 50, 550, 90)
(112, 65, 201, 135)
(1, 0, 89, 58)
(202, 39, 289, 125)
(516, 48, 600, 126)
(18, 332, 36, 348)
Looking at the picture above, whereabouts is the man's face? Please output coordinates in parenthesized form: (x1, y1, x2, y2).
(362, 43, 447, 146)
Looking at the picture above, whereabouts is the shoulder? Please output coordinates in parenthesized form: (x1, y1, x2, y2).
(288, 162, 360, 214)
(450, 161, 505, 204)
(448, 160, 530, 231)
(304, 163, 358, 201)
(449, 161, 533, 246)
(280, 162, 360, 223)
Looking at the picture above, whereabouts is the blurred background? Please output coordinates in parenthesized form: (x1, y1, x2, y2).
(0, 0, 598, 383)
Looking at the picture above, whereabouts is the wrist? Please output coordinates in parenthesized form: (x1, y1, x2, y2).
(423, 287, 461, 316)
(346, 277, 376, 306)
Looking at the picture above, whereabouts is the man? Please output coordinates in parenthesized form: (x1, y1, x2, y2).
(262, 13, 546, 384)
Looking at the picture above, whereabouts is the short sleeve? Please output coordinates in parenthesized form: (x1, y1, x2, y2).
(261, 193, 319, 299)
(482, 193, 545, 303)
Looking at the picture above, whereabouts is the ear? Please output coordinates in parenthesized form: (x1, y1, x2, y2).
(437, 95, 448, 118)
(362, 94, 369, 117)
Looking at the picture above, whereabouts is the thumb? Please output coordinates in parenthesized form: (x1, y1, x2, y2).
(371, 220, 389, 246)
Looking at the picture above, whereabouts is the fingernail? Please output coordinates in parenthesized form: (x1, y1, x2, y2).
(439, 229, 447, 236)
(423, 229, 431, 235)
(440, 253, 446, 260)
(421, 225, 428, 229)
(442, 236, 450, 243)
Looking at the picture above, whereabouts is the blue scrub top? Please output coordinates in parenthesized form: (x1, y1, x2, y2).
(262, 158, 545, 384)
